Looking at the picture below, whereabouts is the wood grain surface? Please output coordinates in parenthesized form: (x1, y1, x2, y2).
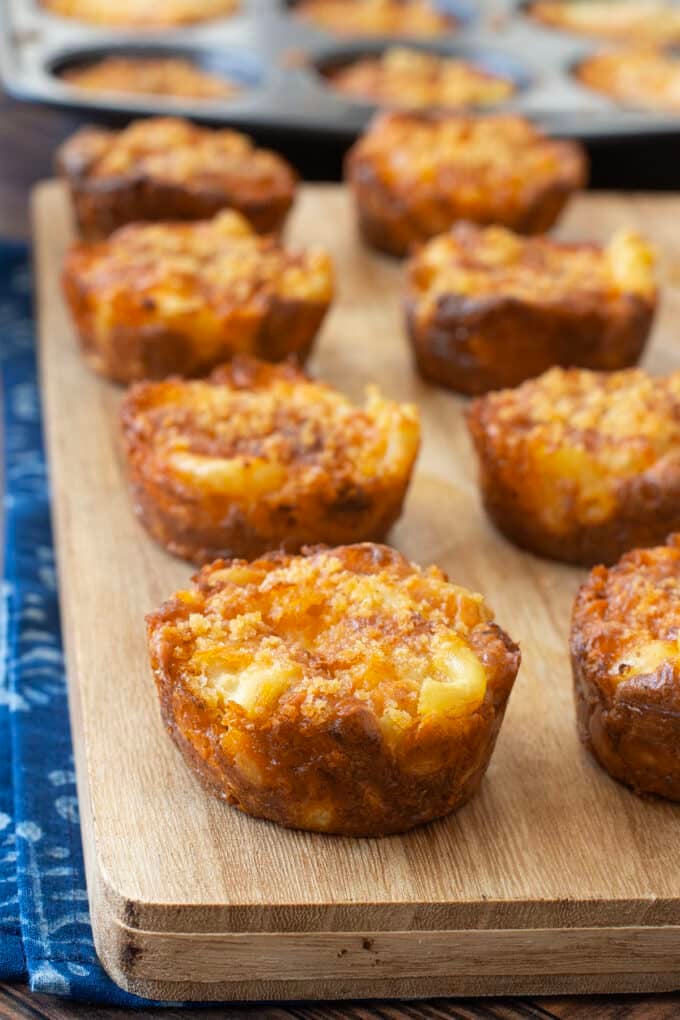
(32, 181, 680, 1003)
(3, 985, 680, 1019)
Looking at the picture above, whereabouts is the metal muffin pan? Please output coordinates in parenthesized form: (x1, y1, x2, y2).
(2, 0, 680, 140)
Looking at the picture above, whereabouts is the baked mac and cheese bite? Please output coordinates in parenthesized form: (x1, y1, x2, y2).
(406, 223, 657, 395)
(346, 111, 587, 256)
(294, 0, 457, 37)
(576, 49, 680, 114)
(467, 368, 680, 566)
(121, 358, 420, 563)
(326, 47, 515, 110)
(528, 2, 680, 46)
(42, 0, 239, 26)
(147, 543, 521, 835)
(57, 117, 297, 240)
(62, 210, 333, 383)
(572, 535, 680, 800)
(60, 56, 240, 101)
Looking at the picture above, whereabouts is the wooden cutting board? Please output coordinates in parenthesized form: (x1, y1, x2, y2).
(33, 180, 680, 1002)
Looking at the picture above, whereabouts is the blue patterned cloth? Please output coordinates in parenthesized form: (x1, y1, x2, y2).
(0, 242, 162, 1004)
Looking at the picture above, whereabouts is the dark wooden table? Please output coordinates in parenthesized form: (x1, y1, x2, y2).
(2, 987, 680, 1020)
(1, 89, 679, 1019)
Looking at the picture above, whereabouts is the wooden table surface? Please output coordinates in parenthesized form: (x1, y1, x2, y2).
(1, 89, 679, 1019)
(3, 987, 680, 1019)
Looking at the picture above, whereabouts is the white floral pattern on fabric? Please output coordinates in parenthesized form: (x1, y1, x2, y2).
(0, 244, 168, 1004)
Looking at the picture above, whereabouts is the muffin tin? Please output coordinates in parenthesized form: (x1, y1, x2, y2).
(2, 0, 680, 140)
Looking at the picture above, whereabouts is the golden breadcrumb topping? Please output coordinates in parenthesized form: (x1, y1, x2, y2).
(295, 0, 455, 36)
(327, 47, 515, 109)
(577, 49, 680, 113)
(410, 224, 656, 318)
(167, 545, 491, 734)
(69, 210, 332, 315)
(576, 536, 680, 685)
(60, 57, 240, 101)
(355, 112, 575, 195)
(84, 118, 289, 188)
(478, 368, 680, 530)
(129, 359, 420, 508)
(529, 1, 680, 44)
(42, 0, 238, 25)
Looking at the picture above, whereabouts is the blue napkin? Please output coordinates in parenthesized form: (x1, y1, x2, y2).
(0, 241, 400, 1012)
(0, 241, 160, 1004)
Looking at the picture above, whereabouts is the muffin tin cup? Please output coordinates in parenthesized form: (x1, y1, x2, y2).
(2, 0, 680, 139)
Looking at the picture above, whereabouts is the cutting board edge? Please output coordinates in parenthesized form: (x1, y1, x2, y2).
(32, 178, 680, 1002)
(92, 905, 680, 1001)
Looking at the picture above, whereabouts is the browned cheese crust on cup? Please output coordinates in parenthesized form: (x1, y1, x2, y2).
(571, 535, 680, 800)
(577, 48, 680, 114)
(294, 0, 457, 36)
(326, 47, 515, 110)
(60, 56, 240, 101)
(42, 0, 239, 27)
(62, 210, 333, 383)
(528, 2, 680, 45)
(406, 223, 657, 395)
(345, 111, 588, 257)
(57, 117, 297, 239)
(467, 367, 680, 566)
(147, 542, 521, 835)
(121, 358, 420, 563)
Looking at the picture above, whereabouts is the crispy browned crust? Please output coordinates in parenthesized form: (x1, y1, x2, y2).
(467, 369, 680, 566)
(62, 169, 293, 240)
(348, 158, 580, 257)
(146, 543, 521, 836)
(345, 112, 587, 257)
(63, 273, 327, 384)
(405, 226, 656, 395)
(57, 120, 296, 239)
(467, 461, 680, 567)
(571, 536, 680, 800)
(121, 358, 421, 563)
(127, 475, 409, 565)
(407, 294, 653, 395)
(62, 213, 332, 384)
